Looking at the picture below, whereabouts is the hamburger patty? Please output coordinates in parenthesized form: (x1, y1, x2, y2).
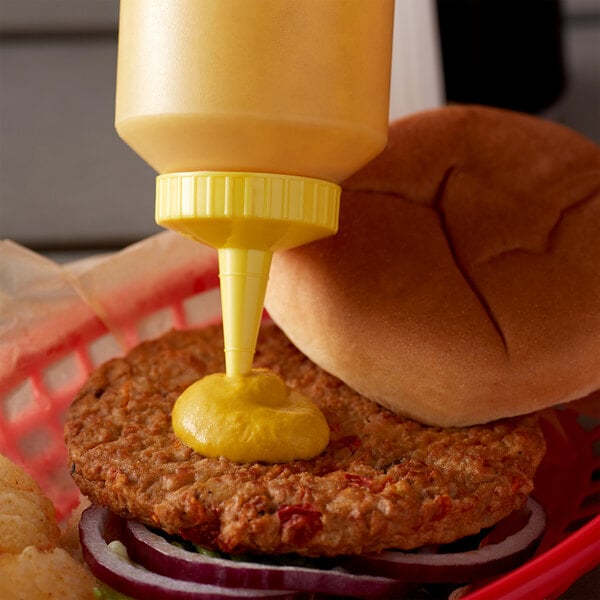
(65, 323, 545, 557)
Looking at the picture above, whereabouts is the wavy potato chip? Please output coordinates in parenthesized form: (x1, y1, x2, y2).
(0, 458, 60, 553)
(0, 546, 95, 600)
(0, 455, 94, 599)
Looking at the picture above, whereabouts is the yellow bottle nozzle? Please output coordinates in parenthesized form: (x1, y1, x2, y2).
(218, 247, 271, 376)
(156, 171, 340, 376)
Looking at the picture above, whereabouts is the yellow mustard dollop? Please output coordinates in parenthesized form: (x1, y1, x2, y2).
(171, 369, 330, 463)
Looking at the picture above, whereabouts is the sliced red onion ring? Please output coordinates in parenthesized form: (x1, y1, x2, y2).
(79, 506, 305, 600)
(343, 498, 546, 583)
(123, 517, 408, 599)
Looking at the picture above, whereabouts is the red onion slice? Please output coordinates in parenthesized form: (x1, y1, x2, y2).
(79, 506, 305, 600)
(343, 498, 546, 583)
(123, 517, 408, 599)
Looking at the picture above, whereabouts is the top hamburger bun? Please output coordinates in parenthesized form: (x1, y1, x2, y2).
(265, 105, 600, 427)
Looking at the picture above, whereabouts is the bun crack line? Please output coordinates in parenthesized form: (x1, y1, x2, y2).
(431, 166, 509, 354)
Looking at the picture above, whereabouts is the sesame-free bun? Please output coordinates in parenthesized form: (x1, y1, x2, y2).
(265, 105, 600, 426)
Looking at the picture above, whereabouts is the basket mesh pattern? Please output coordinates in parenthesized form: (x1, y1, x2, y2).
(0, 272, 220, 520)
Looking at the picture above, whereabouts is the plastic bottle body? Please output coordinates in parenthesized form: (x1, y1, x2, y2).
(115, 0, 394, 183)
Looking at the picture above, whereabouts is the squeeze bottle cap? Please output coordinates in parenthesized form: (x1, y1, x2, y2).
(156, 171, 340, 376)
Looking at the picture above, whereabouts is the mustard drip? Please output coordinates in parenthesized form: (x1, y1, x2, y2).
(171, 369, 330, 463)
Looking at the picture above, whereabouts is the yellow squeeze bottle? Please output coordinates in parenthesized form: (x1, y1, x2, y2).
(115, 0, 394, 463)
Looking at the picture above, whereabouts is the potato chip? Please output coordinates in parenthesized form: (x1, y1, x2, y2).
(0, 546, 95, 600)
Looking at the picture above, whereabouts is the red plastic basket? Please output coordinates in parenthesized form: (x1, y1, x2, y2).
(0, 234, 598, 598)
